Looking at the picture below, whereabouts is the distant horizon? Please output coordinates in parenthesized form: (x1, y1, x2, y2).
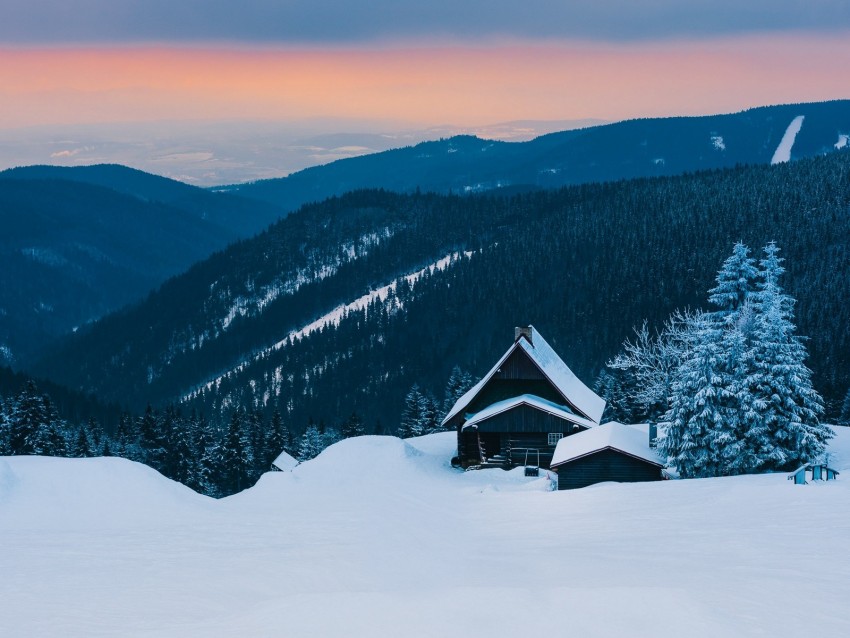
(1, 97, 848, 187)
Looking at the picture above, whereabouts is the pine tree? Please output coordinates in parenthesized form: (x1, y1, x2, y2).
(422, 393, 441, 434)
(839, 388, 850, 427)
(442, 366, 473, 420)
(746, 242, 830, 470)
(322, 427, 342, 449)
(194, 414, 220, 496)
(73, 423, 92, 458)
(340, 411, 365, 438)
(88, 417, 102, 454)
(165, 412, 195, 485)
(0, 397, 9, 455)
(8, 380, 47, 455)
(297, 424, 323, 461)
(138, 404, 164, 466)
(398, 384, 428, 438)
(595, 369, 634, 423)
(219, 411, 250, 493)
(265, 409, 291, 458)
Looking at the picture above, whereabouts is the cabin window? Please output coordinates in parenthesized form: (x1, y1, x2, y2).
(548, 433, 564, 446)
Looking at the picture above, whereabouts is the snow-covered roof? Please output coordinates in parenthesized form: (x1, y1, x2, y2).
(272, 450, 299, 472)
(461, 394, 597, 431)
(550, 421, 663, 468)
(442, 326, 606, 426)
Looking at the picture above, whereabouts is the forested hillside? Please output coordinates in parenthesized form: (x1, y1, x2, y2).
(226, 100, 850, 212)
(31, 150, 850, 436)
(0, 167, 283, 362)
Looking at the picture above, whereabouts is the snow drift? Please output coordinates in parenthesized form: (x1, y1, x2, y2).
(1, 429, 849, 637)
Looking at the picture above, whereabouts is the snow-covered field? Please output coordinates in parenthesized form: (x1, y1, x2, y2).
(2, 428, 849, 637)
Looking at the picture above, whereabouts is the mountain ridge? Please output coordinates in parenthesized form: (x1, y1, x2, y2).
(222, 100, 850, 212)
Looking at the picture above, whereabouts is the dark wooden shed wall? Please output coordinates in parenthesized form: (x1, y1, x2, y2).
(554, 448, 663, 490)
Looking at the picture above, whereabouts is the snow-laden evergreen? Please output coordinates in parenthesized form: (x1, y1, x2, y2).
(398, 384, 429, 438)
(297, 423, 323, 461)
(707, 241, 759, 316)
(746, 242, 830, 470)
(654, 242, 830, 476)
(658, 312, 730, 477)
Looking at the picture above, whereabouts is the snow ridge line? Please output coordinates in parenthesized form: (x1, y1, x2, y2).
(770, 115, 805, 165)
(182, 250, 474, 401)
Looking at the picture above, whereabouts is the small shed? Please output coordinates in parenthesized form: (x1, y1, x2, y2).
(550, 421, 664, 490)
(271, 450, 299, 472)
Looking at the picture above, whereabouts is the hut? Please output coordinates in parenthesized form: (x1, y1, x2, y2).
(271, 449, 299, 472)
(443, 326, 605, 470)
(550, 422, 664, 490)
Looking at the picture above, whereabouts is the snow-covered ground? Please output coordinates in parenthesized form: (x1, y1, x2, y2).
(2, 428, 849, 637)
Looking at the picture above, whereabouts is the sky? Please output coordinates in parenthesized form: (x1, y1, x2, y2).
(1, 1, 849, 183)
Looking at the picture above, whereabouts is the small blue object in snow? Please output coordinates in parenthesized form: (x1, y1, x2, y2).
(787, 464, 839, 485)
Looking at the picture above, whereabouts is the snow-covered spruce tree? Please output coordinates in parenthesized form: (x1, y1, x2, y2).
(398, 384, 428, 438)
(7, 380, 47, 455)
(746, 242, 830, 470)
(658, 311, 731, 478)
(7, 381, 67, 456)
(165, 413, 195, 486)
(219, 411, 250, 493)
(707, 241, 759, 318)
(322, 426, 342, 449)
(423, 392, 442, 434)
(442, 366, 474, 421)
(73, 423, 92, 458)
(193, 415, 220, 496)
(266, 408, 291, 454)
(297, 423, 323, 461)
(594, 369, 634, 424)
(703, 242, 761, 474)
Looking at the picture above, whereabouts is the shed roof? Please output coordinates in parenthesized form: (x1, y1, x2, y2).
(272, 450, 299, 472)
(551, 421, 663, 468)
(442, 326, 605, 426)
(461, 394, 597, 431)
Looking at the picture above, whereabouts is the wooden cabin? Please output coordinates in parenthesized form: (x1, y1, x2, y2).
(443, 326, 605, 470)
(550, 422, 664, 490)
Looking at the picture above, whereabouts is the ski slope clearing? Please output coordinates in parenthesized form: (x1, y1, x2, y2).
(2, 428, 849, 637)
(771, 115, 805, 164)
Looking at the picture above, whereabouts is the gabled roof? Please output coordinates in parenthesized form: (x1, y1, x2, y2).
(550, 421, 663, 468)
(272, 450, 299, 472)
(461, 394, 597, 431)
(442, 326, 605, 426)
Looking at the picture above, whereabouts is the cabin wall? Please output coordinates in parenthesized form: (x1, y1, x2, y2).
(554, 449, 663, 490)
(458, 402, 589, 469)
(474, 404, 584, 434)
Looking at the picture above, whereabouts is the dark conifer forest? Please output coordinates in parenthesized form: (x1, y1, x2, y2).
(29, 150, 850, 451)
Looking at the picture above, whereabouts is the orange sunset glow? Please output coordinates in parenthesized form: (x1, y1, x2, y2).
(3, 33, 849, 129)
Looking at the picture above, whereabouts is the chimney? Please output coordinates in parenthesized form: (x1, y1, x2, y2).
(648, 423, 658, 448)
(515, 326, 532, 344)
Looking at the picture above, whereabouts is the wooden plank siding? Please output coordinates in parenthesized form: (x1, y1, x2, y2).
(553, 448, 663, 490)
(473, 403, 585, 434)
(457, 403, 588, 469)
